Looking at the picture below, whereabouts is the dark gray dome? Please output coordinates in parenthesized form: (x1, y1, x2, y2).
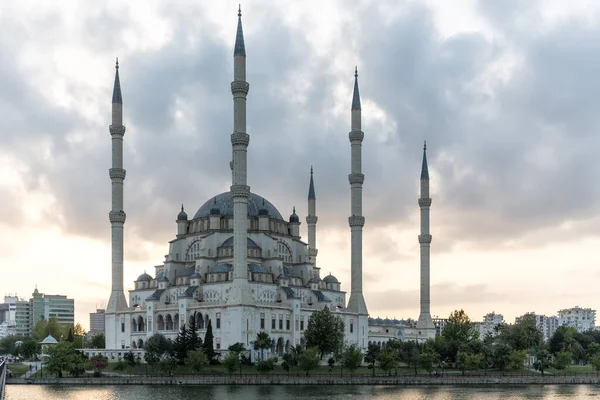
(177, 205, 188, 221)
(289, 207, 299, 223)
(136, 273, 152, 282)
(323, 274, 339, 284)
(194, 192, 283, 220)
(219, 236, 260, 249)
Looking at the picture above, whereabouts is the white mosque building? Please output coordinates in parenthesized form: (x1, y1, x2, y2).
(104, 9, 434, 356)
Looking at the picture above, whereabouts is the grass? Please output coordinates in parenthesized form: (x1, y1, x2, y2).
(7, 364, 30, 376)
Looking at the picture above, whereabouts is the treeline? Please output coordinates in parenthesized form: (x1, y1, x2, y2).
(0, 317, 104, 361)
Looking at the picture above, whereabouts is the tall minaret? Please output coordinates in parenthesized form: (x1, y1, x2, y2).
(306, 166, 319, 268)
(347, 67, 368, 315)
(416, 141, 434, 332)
(107, 59, 128, 314)
(229, 5, 251, 303)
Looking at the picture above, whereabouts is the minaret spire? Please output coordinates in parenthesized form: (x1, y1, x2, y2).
(306, 166, 319, 269)
(229, 6, 252, 309)
(347, 67, 368, 316)
(416, 141, 435, 337)
(106, 58, 128, 347)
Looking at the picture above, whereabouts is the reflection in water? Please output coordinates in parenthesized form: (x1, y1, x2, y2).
(6, 384, 600, 400)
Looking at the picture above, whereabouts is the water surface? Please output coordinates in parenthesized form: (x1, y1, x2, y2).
(6, 384, 600, 399)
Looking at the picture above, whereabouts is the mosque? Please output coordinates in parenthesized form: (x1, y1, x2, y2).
(104, 8, 435, 356)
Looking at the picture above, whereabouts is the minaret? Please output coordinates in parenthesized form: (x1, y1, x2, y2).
(306, 166, 319, 268)
(347, 67, 368, 315)
(416, 141, 434, 332)
(107, 58, 128, 314)
(229, 5, 251, 303)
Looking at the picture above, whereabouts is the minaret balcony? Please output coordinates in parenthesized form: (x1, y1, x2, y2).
(230, 185, 250, 198)
(231, 80, 249, 95)
(348, 130, 364, 142)
(109, 210, 127, 224)
(109, 124, 126, 136)
(418, 234, 432, 244)
(230, 132, 250, 146)
(109, 168, 126, 180)
(348, 173, 364, 185)
(348, 216, 365, 227)
(306, 215, 318, 224)
(418, 198, 432, 207)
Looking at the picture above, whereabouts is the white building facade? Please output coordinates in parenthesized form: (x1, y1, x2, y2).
(558, 307, 596, 333)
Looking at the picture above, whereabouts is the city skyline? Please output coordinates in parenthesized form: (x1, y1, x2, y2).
(2, 0, 600, 330)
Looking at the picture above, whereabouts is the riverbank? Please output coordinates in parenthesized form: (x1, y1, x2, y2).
(7, 374, 600, 386)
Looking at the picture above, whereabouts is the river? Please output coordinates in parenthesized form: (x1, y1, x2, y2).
(5, 384, 600, 399)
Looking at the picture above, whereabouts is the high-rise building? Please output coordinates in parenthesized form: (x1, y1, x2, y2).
(558, 306, 596, 333)
(478, 312, 504, 337)
(1, 289, 74, 337)
(515, 312, 559, 342)
(90, 309, 106, 334)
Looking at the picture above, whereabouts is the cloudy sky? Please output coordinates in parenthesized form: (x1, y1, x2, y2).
(2, 0, 600, 330)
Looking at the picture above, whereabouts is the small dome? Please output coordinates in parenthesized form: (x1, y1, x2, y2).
(323, 274, 339, 284)
(177, 205, 188, 221)
(289, 206, 299, 223)
(136, 272, 153, 282)
(190, 272, 201, 278)
(308, 276, 320, 283)
(40, 335, 58, 345)
(158, 275, 169, 282)
(155, 270, 164, 280)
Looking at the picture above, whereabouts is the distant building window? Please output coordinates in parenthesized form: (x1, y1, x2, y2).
(286, 320, 290, 330)
(300, 318, 304, 331)
(279, 314, 283, 330)
(272, 314, 276, 330)
(260, 313, 265, 330)
(216, 313, 221, 329)
(121, 323, 125, 332)
(350, 319, 354, 334)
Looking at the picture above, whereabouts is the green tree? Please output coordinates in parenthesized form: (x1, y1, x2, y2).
(282, 353, 294, 376)
(187, 312, 202, 351)
(549, 326, 577, 355)
(254, 331, 271, 361)
(203, 319, 217, 363)
(442, 310, 479, 362)
(492, 343, 512, 370)
(67, 351, 89, 377)
(364, 343, 381, 376)
(298, 347, 320, 376)
(400, 341, 421, 375)
(145, 333, 173, 360)
(256, 358, 276, 372)
(33, 317, 67, 341)
(590, 353, 600, 377)
(18, 339, 39, 360)
(533, 349, 551, 376)
(0, 336, 21, 356)
(418, 351, 438, 375)
(499, 315, 543, 351)
(223, 351, 240, 376)
(378, 348, 397, 376)
(123, 351, 137, 366)
(72, 323, 86, 349)
(66, 327, 75, 342)
(341, 344, 363, 377)
(173, 323, 189, 364)
(508, 349, 527, 370)
(303, 307, 345, 359)
(554, 350, 572, 370)
(186, 349, 208, 375)
(90, 333, 105, 349)
(45, 341, 75, 378)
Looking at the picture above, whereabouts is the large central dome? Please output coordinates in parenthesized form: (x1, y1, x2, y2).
(193, 192, 284, 220)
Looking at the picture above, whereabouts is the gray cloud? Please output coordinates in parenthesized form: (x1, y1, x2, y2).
(2, 0, 600, 269)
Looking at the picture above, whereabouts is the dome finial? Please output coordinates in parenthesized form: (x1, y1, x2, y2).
(238, 4, 242, 17)
(293, 206, 296, 214)
(262, 198, 265, 207)
(355, 66, 358, 78)
(424, 140, 427, 151)
(181, 204, 184, 211)
(115, 57, 119, 69)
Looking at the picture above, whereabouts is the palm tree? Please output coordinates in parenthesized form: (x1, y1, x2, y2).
(254, 332, 271, 361)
